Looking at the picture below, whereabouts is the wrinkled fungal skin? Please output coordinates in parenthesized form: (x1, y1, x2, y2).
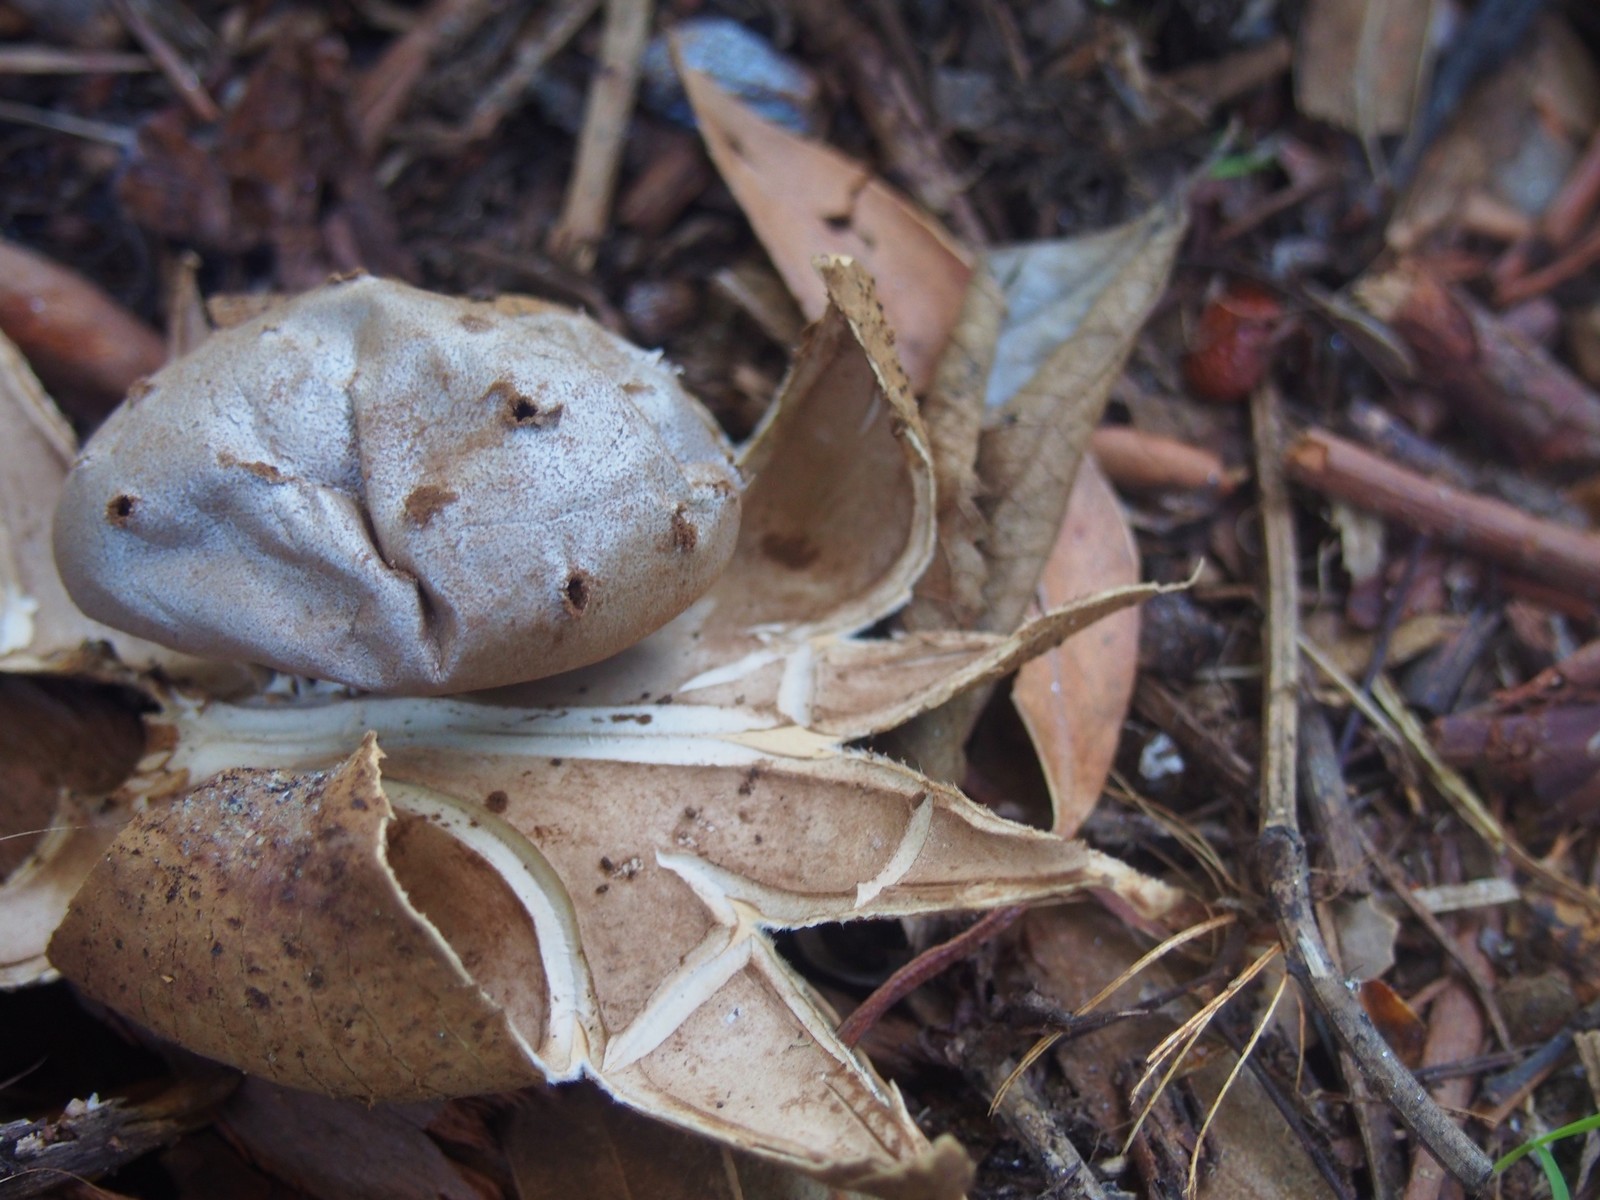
(52, 276, 742, 694)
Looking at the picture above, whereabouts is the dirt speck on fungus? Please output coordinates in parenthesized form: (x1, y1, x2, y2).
(670, 503, 698, 552)
(403, 484, 459, 527)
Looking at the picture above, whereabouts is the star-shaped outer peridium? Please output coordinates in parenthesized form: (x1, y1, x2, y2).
(28, 260, 1185, 1200)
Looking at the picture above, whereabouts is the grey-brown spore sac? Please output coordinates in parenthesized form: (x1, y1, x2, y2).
(52, 276, 743, 694)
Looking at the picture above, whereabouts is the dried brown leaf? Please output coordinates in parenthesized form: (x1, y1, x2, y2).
(1294, 0, 1432, 138)
(902, 266, 1006, 633)
(977, 195, 1188, 634)
(1013, 458, 1142, 837)
(677, 56, 972, 393)
(221, 1079, 495, 1200)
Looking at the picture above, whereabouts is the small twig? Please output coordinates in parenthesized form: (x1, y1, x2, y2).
(1089, 426, 1242, 494)
(1543, 124, 1600, 247)
(1372, 674, 1598, 911)
(1481, 996, 1600, 1111)
(1296, 703, 1370, 890)
(1356, 265, 1600, 468)
(547, 0, 653, 272)
(836, 905, 1023, 1048)
(0, 100, 134, 148)
(1495, 219, 1600, 307)
(1359, 832, 1514, 1052)
(908, 989, 1108, 1200)
(0, 47, 150, 74)
(352, 0, 497, 151)
(1251, 386, 1495, 1195)
(791, 0, 988, 245)
(105, 0, 220, 124)
(1286, 429, 1600, 601)
(1345, 1052, 1405, 1200)
(983, 1051, 1109, 1200)
(460, 0, 602, 143)
(1336, 536, 1428, 761)
(1210, 999, 1360, 1200)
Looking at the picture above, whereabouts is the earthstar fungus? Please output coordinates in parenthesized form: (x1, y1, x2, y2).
(11, 262, 1184, 1198)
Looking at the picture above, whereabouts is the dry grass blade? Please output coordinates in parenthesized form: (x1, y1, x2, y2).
(1186, 970, 1291, 1198)
(990, 911, 1236, 1114)
(1122, 945, 1283, 1154)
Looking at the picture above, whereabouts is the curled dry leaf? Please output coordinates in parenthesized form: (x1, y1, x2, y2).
(676, 50, 972, 393)
(42, 261, 1184, 1197)
(893, 197, 1186, 791)
(1013, 458, 1142, 838)
(54, 275, 743, 695)
(978, 194, 1188, 634)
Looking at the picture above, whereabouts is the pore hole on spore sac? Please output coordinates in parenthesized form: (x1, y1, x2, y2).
(105, 494, 137, 525)
(562, 571, 592, 616)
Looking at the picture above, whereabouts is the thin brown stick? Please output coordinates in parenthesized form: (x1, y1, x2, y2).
(1543, 124, 1600, 248)
(835, 905, 1023, 1047)
(1357, 264, 1600, 467)
(1251, 386, 1494, 1195)
(1360, 832, 1514, 1052)
(460, 0, 602, 143)
(352, 0, 496, 151)
(547, 0, 653, 272)
(0, 47, 150, 74)
(1495, 219, 1600, 307)
(105, 0, 219, 123)
(1286, 429, 1600, 601)
(1089, 425, 1242, 493)
(791, 0, 988, 245)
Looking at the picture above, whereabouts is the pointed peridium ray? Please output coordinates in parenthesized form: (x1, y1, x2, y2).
(156, 694, 786, 782)
(653, 753, 1186, 928)
(155, 699, 1183, 929)
(51, 737, 552, 1100)
(152, 579, 1178, 783)
(598, 932, 969, 1199)
(668, 577, 1190, 739)
(382, 779, 598, 1078)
